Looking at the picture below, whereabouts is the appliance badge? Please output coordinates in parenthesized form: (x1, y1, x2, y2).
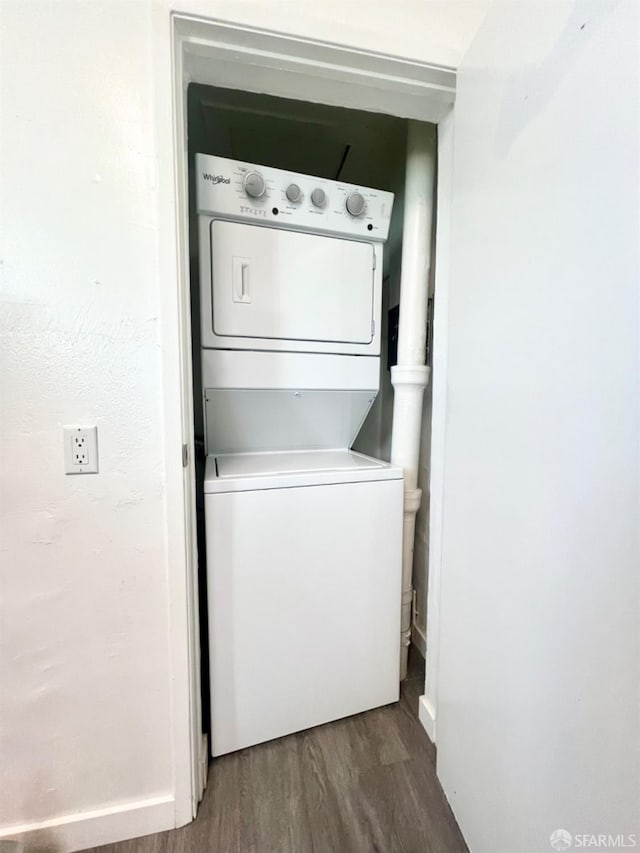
(240, 206, 267, 217)
(203, 173, 230, 185)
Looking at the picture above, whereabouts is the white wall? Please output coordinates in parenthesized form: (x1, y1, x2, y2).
(0, 0, 490, 849)
(0, 2, 176, 848)
(178, 0, 490, 69)
(437, 1, 639, 850)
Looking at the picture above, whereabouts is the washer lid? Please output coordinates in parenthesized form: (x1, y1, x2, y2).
(204, 449, 402, 493)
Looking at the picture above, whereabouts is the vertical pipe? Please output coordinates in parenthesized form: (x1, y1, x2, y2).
(390, 121, 435, 680)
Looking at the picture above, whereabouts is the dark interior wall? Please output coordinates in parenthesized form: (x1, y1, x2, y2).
(188, 84, 407, 195)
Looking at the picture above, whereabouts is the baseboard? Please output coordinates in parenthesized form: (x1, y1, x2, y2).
(0, 793, 176, 852)
(411, 622, 427, 658)
(418, 694, 436, 743)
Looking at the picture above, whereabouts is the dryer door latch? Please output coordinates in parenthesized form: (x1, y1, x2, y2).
(232, 257, 252, 303)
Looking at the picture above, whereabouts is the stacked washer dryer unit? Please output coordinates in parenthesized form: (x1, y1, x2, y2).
(196, 154, 403, 757)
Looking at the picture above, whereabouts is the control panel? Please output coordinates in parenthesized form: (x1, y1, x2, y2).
(195, 154, 394, 242)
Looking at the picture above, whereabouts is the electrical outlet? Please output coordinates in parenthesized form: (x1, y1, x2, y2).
(64, 426, 99, 474)
(72, 433, 89, 465)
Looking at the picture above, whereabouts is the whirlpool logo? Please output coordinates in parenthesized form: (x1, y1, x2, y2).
(202, 173, 230, 184)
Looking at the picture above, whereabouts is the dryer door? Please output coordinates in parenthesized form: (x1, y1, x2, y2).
(209, 221, 375, 346)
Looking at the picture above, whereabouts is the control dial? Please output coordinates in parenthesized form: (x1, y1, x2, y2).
(346, 191, 366, 217)
(285, 183, 302, 203)
(310, 188, 326, 208)
(243, 171, 266, 199)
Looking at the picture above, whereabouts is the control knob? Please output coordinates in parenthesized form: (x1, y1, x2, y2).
(243, 171, 266, 199)
(285, 183, 302, 203)
(346, 191, 366, 217)
(310, 188, 326, 208)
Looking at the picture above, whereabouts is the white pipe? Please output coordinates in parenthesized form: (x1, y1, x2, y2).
(390, 121, 435, 680)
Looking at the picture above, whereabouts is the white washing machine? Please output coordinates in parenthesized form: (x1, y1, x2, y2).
(204, 449, 402, 756)
(196, 155, 403, 756)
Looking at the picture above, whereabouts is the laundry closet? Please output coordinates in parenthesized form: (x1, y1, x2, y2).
(187, 84, 435, 757)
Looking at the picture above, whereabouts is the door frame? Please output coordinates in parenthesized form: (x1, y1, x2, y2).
(158, 11, 456, 818)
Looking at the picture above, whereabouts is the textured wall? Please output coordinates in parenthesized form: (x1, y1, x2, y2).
(0, 0, 173, 834)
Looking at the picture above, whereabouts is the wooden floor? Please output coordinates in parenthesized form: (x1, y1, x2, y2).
(86, 650, 467, 853)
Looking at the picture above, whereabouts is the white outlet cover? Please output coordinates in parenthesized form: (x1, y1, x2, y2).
(63, 426, 99, 474)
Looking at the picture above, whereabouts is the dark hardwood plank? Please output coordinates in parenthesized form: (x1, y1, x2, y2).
(82, 648, 467, 853)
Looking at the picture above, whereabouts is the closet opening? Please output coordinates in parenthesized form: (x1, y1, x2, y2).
(184, 82, 436, 754)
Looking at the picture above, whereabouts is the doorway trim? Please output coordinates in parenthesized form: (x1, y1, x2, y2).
(161, 12, 455, 818)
